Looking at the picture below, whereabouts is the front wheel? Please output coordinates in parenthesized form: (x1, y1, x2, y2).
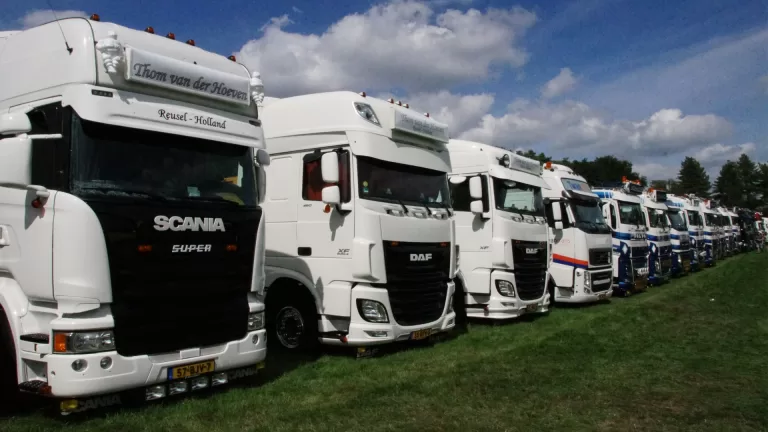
(267, 297, 319, 353)
(0, 311, 24, 414)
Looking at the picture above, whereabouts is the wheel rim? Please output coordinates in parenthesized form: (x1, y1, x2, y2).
(275, 306, 304, 349)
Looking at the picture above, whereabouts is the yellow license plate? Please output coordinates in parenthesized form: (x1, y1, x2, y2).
(168, 360, 215, 380)
(598, 293, 607, 300)
(410, 329, 432, 341)
(526, 304, 537, 312)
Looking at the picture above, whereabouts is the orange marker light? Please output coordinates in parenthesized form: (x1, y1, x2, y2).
(186, 39, 196, 46)
(166, 32, 176, 40)
(545, 161, 552, 169)
(145, 26, 155, 34)
(137, 244, 152, 253)
(323, 204, 331, 213)
(90, 14, 101, 21)
(390, 241, 399, 247)
(228, 55, 237, 62)
(54, 333, 68, 353)
(226, 244, 238, 252)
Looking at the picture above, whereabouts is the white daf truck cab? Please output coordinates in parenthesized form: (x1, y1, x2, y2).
(664, 195, 696, 274)
(260, 92, 456, 352)
(445, 140, 551, 320)
(0, 17, 270, 413)
(540, 163, 613, 303)
(640, 189, 672, 285)
(592, 179, 649, 296)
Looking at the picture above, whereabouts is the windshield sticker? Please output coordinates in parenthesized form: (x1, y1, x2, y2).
(562, 179, 591, 193)
(362, 180, 369, 194)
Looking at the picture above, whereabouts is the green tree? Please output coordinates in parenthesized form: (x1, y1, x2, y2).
(713, 161, 743, 207)
(676, 157, 711, 197)
(736, 154, 759, 208)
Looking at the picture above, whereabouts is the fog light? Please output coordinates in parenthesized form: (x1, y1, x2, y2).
(356, 299, 389, 323)
(364, 330, 388, 338)
(71, 359, 87, 372)
(211, 372, 228, 386)
(60, 399, 78, 412)
(191, 376, 209, 391)
(252, 334, 259, 345)
(100, 357, 112, 369)
(145, 385, 166, 400)
(168, 380, 188, 395)
(496, 280, 515, 297)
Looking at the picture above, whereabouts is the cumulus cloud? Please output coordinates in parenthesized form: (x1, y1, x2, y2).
(19, 9, 87, 29)
(541, 67, 578, 99)
(694, 142, 756, 168)
(237, 1, 537, 96)
(633, 162, 678, 180)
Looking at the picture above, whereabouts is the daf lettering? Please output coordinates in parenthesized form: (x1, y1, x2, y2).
(410, 253, 432, 262)
(525, 248, 538, 254)
(153, 216, 226, 232)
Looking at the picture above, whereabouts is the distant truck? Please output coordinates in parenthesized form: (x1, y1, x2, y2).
(541, 163, 613, 303)
(664, 195, 696, 274)
(446, 141, 552, 319)
(0, 16, 269, 413)
(592, 179, 649, 296)
(640, 189, 672, 285)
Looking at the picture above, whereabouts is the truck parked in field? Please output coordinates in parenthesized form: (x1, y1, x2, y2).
(664, 195, 696, 274)
(640, 189, 672, 285)
(445, 140, 552, 320)
(592, 179, 649, 296)
(541, 163, 613, 303)
(700, 200, 721, 265)
(0, 16, 270, 413)
(260, 93, 456, 353)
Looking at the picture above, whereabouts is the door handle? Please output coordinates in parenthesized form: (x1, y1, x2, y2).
(0, 226, 9, 247)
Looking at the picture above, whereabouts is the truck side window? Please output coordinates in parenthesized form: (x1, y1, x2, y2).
(302, 150, 350, 203)
(449, 175, 489, 212)
(26, 103, 66, 190)
(609, 204, 617, 229)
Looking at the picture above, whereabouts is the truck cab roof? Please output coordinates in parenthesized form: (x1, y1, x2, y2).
(446, 139, 548, 189)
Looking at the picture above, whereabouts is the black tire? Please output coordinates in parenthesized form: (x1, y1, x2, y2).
(266, 290, 319, 353)
(0, 310, 23, 414)
(452, 280, 467, 328)
(547, 277, 556, 309)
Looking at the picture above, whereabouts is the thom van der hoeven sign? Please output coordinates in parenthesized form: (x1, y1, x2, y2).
(125, 46, 251, 106)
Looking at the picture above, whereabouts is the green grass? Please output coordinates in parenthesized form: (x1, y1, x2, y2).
(3, 253, 768, 431)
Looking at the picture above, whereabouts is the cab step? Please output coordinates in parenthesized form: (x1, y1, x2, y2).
(20, 333, 49, 343)
(19, 379, 50, 394)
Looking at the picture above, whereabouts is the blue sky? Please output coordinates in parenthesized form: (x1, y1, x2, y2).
(3, 0, 766, 180)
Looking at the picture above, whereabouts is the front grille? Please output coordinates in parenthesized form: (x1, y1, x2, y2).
(660, 245, 672, 256)
(661, 257, 672, 274)
(511, 240, 547, 301)
(589, 248, 612, 267)
(679, 240, 691, 250)
(382, 241, 451, 326)
(589, 271, 612, 292)
(631, 246, 647, 259)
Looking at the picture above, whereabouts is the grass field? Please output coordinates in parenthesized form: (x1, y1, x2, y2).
(3, 252, 768, 432)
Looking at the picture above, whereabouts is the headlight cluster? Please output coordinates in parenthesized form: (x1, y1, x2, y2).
(496, 280, 515, 297)
(53, 330, 115, 354)
(247, 312, 265, 331)
(357, 299, 389, 323)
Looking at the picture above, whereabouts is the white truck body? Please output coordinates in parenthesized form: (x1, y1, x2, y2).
(664, 195, 696, 273)
(699, 200, 721, 264)
(446, 140, 552, 319)
(0, 18, 268, 412)
(541, 163, 613, 303)
(717, 207, 737, 256)
(260, 92, 456, 350)
(592, 181, 649, 296)
(640, 189, 673, 285)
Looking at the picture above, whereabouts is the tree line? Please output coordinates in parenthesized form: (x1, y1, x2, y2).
(514, 150, 768, 212)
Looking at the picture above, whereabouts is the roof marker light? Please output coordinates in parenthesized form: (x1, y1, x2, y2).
(186, 39, 195, 46)
(145, 26, 155, 34)
(359, 91, 366, 97)
(90, 14, 101, 21)
(166, 32, 176, 40)
(228, 55, 237, 62)
(387, 98, 394, 104)
(397, 100, 402, 106)
(545, 161, 552, 170)
(404, 103, 409, 108)
(424, 112, 430, 117)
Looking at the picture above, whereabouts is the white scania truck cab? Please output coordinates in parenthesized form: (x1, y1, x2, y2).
(592, 180, 649, 296)
(0, 18, 270, 413)
(541, 163, 613, 304)
(260, 92, 456, 352)
(700, 200, 720, 265)
(445, 140, 552, 320)
(640, 189, 672, 286)
(664, 195, 696, 274)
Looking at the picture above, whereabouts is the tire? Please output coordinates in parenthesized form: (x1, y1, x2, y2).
(0, 310, 23, 414)
(267, 292, 319, 353)
(452, 280, 467, 328)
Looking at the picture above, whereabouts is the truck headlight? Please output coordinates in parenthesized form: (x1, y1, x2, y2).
(247, 312, 265, 331)
(357, 299, 389, 323)
(496, 280, 516, 297)
(53, 330, 115, 354)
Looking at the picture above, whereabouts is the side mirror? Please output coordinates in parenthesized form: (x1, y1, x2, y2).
(257, 166, 267, 204)
(470, 200, 483, 215)
(469, 176, 483, 200)
(321, 152, 339, 184)
(554, 221, 564, 230)
(255, 148, 270, 166)
(322, 185, 341, 205)
(449, 176, 466, 185)
(0, 113, 31, 135)
(551, 202, 562, 222)
(0, 136, 33, 185)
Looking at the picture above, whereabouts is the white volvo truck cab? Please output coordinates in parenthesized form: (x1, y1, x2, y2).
(640, 189, 672, 286)
(717, 207, 736, 256)
(678, 195, 707, 266)
(541, 163, 613, 303)
(700, 200, 720, 265)
(260, 92, 456, 353)
(593, 179, 649, 296)
(446, 140, 552, 320)
(664, 195, 696, 274)
(0, 18, 270, 413)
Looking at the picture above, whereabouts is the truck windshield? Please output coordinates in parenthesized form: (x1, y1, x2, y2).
(647, 209, 669, 228)
(356, 156, 449, 207)
(70, 115, 258, 207)
(491, 177, 544, 216)
(705, 213, 717, 227)
(618, 201, 645, 226)
(571, 199, 611, 234)
(667, 210, 687, 231)
(687, 210, 702, 226)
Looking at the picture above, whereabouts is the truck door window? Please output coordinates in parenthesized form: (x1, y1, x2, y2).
(449, 175, 489, 212)
(25, 103, 68, 190)
(302, 150, 350, 202)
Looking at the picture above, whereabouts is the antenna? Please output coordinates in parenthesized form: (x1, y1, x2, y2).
(45, 0, 73, 54)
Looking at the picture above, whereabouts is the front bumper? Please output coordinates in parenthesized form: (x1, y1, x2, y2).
(465, 271, 550, 320)
(36, 329, 267, 399)
(321, 282, 456, 346)
(554, 268, 613, 304)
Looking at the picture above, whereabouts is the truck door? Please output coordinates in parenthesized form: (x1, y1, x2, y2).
(449, 174, 492, 294)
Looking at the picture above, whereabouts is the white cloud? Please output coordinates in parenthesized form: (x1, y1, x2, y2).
(633, 162, 678, 180)
(541, 67, 578, 99)
(292, 6, 303, 14)
(19, 9, 87, 29)
(694, 142, 756, 168)
(237, 1, 537, 97)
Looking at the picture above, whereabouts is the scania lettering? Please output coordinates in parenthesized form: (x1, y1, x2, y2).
(592, 179, 649, 296)
(664, 195, 696, 274)
(640, 189, 672, 285)
(260, 92, 456, 351)
(0, 16, 270, 412)
(541, 162, 613, 304)
(447, 141, 551, 320)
